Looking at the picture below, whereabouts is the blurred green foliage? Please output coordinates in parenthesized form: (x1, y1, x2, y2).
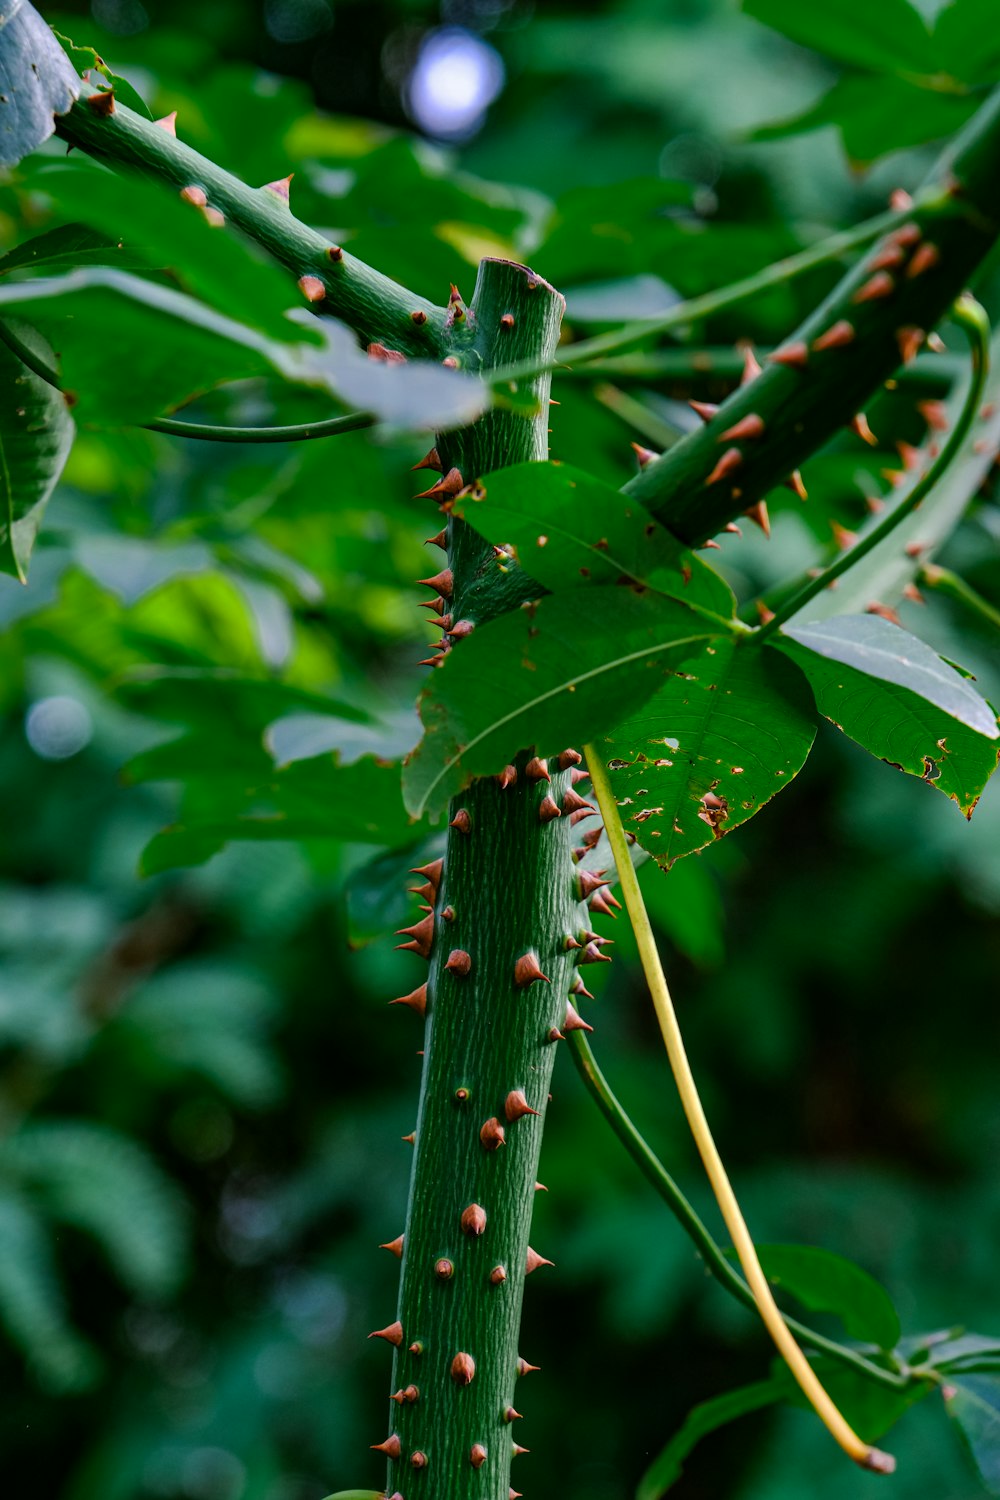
(2, 1, 1000, 1497)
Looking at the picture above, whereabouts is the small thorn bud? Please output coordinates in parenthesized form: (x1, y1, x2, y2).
(445, 949, 472, 977)
(434, 1257, 454, 1280)
(517, 1358, 540, 1376)
(505, 1089, 539, 1122)
(538, 794, 562, 823)
(525, 1246, 553, 1274)
(545, 1026, 565, 1043)
(415, 467, 465, 501)
(906, 242, 940, 278)
(917, 399, 949, 431)
(564, 1001, 594, 1033)
(504, 1407, 523, 1423)
(867, 601, 902, 625)
(87, 89, 116, 117)
(450, 808, 472, 835)
(411, 1451, 428, 1469)
(853, 271, 895, 303)
(411, 858, 443, 886)
(769, 341, 809, 370)
(411, 309, 428, 325)
(525, 756, 550, 781)
(889, 188, 913, 211)
(395, 914, 434, 958)
(558, 747, 583, 769)
(756, 600, 775, 626)
(562, 789, 595, 815)
(379, 1235, 405, 1258)
(416, 568, 454, 597)
(470, 1444, 488, 1468)
(812, 320, 855, 352)
(390, 1384, 419, 1404)
(497, 764, 518, 789)
(368, 341, 406, 364)
(402, 1131, 415, 1145)
(689, 399, 719, 421)
(371, 1435, 402, 1458)
(851, 412, 878, 446)
(390, 983, 427, 1017)
(180, 184, 208, 208)
(450, 1351, 476, 1385)
(297, 275, 326, 303)
(461, 1203, 487, 1236)
(155, 111, 177, 135)
(589, 891, 618, 918)
(325, 244, 344, 262)
(720, 413, 765, 442)
(571, 767, 591, 784)
(490, 1264, 507, 1285)
(705, 447, 743, 486)
(579, 941, 612, 966)
(896, 325, 925, 364)
(903, 582, 925, 604)
(262, 174, 293, 201)
(500, 313, 515, 329)
(442, 355, 461, 368)
(480, 1117, 506, 1150)
(570, 976, 594, 999)
(785, 470, 808, 501)
(743, 501, 770, 537)
(514, 952, 549, 987)
(513, 1445, 530, 1458)
(897, 440, 923, 472)
(577, 869, 608, 899)
(830, 520, 858, 550)
(369, 1321, 403, 1346)
(631, 441, 659, 467)
(449, 618, 475, 639)
(412, 447, 443, 473)
(724, 521, 742, 535)
(739, 343, 762, 384)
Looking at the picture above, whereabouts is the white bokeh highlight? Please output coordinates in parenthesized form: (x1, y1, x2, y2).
(406, 28, 505, 141)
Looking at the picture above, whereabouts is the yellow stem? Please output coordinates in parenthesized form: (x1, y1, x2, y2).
(583, 744, 895, 1476)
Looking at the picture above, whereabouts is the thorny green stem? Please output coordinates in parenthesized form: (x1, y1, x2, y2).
(756, 294, 991, 642)
(558, 346, 957, 392)
(566, 1030, 913, 1393)
(919, 563, 1000, 631)
(488, 200, 938, 387)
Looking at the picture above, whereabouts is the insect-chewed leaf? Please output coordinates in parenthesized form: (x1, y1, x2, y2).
(453, 461, 735, 619)
(402, 586, 723, 819)
(775, 614, 999, 817)
(602, 638, 815, 866)
(0, 323, 75, 581)
(0, 4, 80, 168)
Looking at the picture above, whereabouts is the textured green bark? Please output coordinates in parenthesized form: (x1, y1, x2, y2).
(625, 82, 1000, 544)
(379, 261, 597, 1500)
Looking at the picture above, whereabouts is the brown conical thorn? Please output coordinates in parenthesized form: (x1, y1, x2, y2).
(903, 582, 925, 605)
(371, 1434, 402, 1459)
(755, 599, 776, 626)
(535, 1181, 548, 1193)
(897, 440, 923, 471)
(434, 1257, 454, 1280)
(262, 173, 293, 202)
(390, 983, 428, 1017)
(415, 467, 465, 501)
(852, 271, 895, 303)
(577, 868, 609, 899)
(812, 319, 855, 352)
(890, 187, 914, 211)
(867, 601, 902, 625)
(517, 1358, 541, 1376)
(411, 858, 444, 887)
(631, 441, 659, 468)
(489, 1264, 508, 1285)
(564, 1001, 595, 1034)
(569, 807, 599, 827)
(412, 447, 443, 473)
(408, 1341, 423, 1356)
(410, 1452, 428, 1470)
(907, 242, 940, 278)
(571, 767, 591, 784)
(155, 111, 177, 135)
(416, 568, 454, 597)
(450, 808, 472, 835)
(387, 1494, 404, 1500)
(480, 1117, 506, 1151)
(865, 494, 886, 514)
(513, 1445, 530, 1458)
(511, 1490, 523, 1498)
(589, 891, 618, 918)
(470, 1444, 488, 1469)
(525, 756, 550, 781)
(562, 789, 596, 816)
(180, 184, 208, 208)
(368, 342, 407, 364)
(449, 619, 476, 639)
(418, 651, 447, 670)
(326, 244, 344, 262)
(395, 913, 434, 957)
(206, 206, 227, 228)
(504, 1407, 523, 1424)
(558, 747, 583, 769)
(298, 274, 327, 303)
(402, 1131, 416, 1145)
(496, 764, 518, 789)
(830, 520, 858, 551)
(451, 1351, 476, 1385)
(571, 975, 595, 999)
(701, 539, 722, 551)
(505, 1089, 539, 1122)
(580, 825, 604, 849)
(390, 1384, 419, 1404)
(411, 309, 428, 325)
(379, 1235, 405, 1258)
(442, 355, 461, 368)
(87, 88, 116, 117)
(461, 1203, 487, 1237)
(525, 1246, 553, 1275)
(739, 344, 762, 384)
(724, 521, 742, 535)
(538, 794, 562, 823)
(545, 1026, 565, 1043)
(448, 283, 464, 307)
(705, 447, 743, 487)
(768, 340, 809, 370)
(871, 242, 906, 271)
(425, 529, 448, 552)
(743, 501, 770, 537)
(445, 949, 472, 977)
(851, 412, 878, 446)
(419, 596, 446, 614)
(500, 312, 515, 329)
(689, 399, 719, 422)
(514, 952, 550, 987)
(917, 399, 949, 431)
(720, 413, 765, 442)
(564, 935, 582, 951)
(896, 325, 925, 363)
(441, 904, 456, 923)
(785, 470, 808, 501)
(579, 942, 612, 966)
(369, 1321, 404, 1346)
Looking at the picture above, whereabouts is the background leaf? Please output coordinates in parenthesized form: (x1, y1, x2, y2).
(945, 1376, 1000, 1494)
(751, 1243, 901, 1349)
(0, 1, 80, 167)
(0, 321, 75, 580)
(637, 1380, 786, 1500)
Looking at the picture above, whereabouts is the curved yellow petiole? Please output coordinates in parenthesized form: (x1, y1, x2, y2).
(584, 744, 895, 1476)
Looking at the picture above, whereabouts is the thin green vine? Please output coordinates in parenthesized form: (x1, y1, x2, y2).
(920, 562, 1000, 631)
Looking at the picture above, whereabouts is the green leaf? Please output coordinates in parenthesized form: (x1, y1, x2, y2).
(752, 1243, 900, 1349)
(741, 0, 937, 76)
(0, 322, 74, 580)
(0, 1192, 99, 1392)
(775, 615, 999, 816)
(403, 586, 722, 818)
(0, 222, 146, 277)
(52, 30, 154, 119)
(0, 3, 80, 168)
(748, 76, 976, 165)
(933, 1, 1000, 85)
(637, 1380, 786, 1500)
(452, 461, 735, 620)
(944, 1375, 1000, 1493)
(603, 638, 816, 867)
(780, 1355, 928, 1441)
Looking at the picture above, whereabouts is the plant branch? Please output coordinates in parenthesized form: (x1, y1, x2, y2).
(583, 744, 896, 1474)
(755, 294, 991, 642)
(920, 563, 1000, 631)
(567, 1029, 912, 1391)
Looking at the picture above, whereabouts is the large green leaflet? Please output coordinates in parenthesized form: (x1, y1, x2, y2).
(0, 322, 74, 581)
(946, 1374, 1000, 1493)
(776, 614, 999, 816)
(0, 0, 79, 168)
(451, 460, 736, 620)
(749, 1243, 900, 1349)
(403, 586, 721, 818)
(602, 637, 816, 866)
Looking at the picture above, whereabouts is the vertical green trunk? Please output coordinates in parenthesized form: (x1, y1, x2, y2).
(377, 261, 599, 1500)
